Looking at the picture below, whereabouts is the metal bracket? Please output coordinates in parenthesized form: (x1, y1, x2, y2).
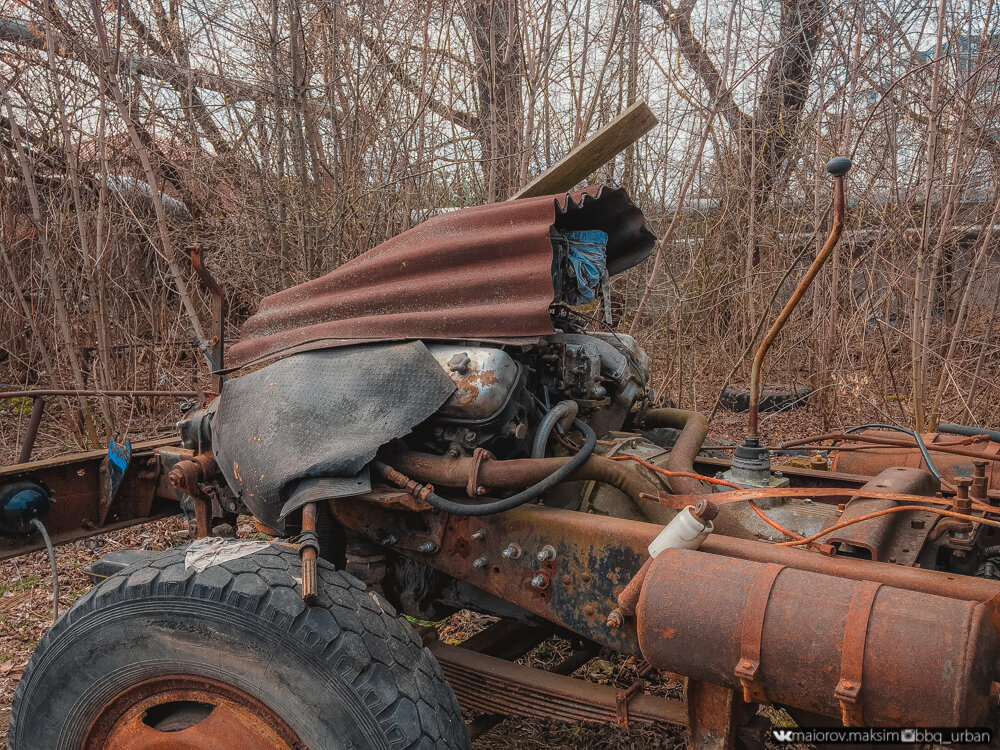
(835, 581, 882, 726)
(734, 563, 785, 704)
(615, 677, 645, 730)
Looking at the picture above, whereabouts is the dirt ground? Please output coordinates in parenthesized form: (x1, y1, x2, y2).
(0, 514, 688, 749)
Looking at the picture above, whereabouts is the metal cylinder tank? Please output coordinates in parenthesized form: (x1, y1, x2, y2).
(831, 431, 1000, 497)
(636, 548, 998, 726)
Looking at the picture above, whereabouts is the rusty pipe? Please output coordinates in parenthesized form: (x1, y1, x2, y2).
(748, 157, 850, 438)
(300, 501, 318, 603)
(391, 450, 669, 521)
(784, 430, 1000, 463)
(640, 408, 709, 496)
(17, 396, 45, 464)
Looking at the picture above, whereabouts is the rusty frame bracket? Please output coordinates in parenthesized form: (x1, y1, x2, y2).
(734, 563, 784, 704)
(835, 581, 882, 726)
(686, 679, 748, 750)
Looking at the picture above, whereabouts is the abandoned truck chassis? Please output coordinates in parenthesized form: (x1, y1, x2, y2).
(4, 157, 1000, 748)
(4, 430, 1000, 745)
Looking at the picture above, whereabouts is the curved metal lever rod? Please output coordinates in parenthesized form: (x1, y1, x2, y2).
(747, 157, 851, 438)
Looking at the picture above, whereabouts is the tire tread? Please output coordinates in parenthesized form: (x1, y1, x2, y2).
(11, 544, 468, 750)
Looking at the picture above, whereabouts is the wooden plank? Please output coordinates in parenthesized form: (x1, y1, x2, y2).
(510, 100, 658, 200)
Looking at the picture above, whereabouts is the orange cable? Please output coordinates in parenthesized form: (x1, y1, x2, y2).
(776, 505, 1000, 547)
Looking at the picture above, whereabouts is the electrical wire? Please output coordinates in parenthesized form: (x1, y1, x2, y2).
(30, 518, 59, 621)
(606, 455, 809, 541)
(623, 461, 997, 545)
(747, 500, 806, 540)
(776, 505, 1000, 548)
(843, 423, 943, 481)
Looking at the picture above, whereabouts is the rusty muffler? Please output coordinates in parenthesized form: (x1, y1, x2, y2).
(636, 548, 998, 726)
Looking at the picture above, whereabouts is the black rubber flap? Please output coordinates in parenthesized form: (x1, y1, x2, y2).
(212, 341, 456, 530)
(280, 471, 371, 519)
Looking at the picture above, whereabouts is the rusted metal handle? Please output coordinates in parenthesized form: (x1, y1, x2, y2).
(185, 243, 227, 392)
(299, 501, 319, 603)
(747, 157, 851, 438)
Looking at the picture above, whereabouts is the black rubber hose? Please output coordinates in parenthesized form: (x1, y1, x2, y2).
(374, 418, 597, 516)
(532, 399, 579, 458)
(30, 518, 58, 621)
(844, 423, 942, 481)
(938, 424, 1000, 444)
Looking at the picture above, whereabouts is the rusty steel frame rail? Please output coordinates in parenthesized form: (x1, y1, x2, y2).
(329, 496, 1000, 646)
(0, 440, 189, 560)
(328, 497, 1000, 727)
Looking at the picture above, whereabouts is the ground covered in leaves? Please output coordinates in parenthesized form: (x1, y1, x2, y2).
(0, 512, 689, 749)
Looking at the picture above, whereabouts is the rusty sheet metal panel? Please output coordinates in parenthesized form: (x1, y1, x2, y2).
(228, 186, 655, 369)
(636, 548, 999, 726)
(831, 432, 1000, 495)
(824, 467, 940, 564)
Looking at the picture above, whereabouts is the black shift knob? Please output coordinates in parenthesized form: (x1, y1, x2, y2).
(826, 156, 852, 177)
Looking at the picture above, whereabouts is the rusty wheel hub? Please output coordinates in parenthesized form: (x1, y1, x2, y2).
(84, 675, 303, 750)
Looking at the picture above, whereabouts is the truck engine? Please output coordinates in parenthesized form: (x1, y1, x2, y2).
(6, 171, 1000, 749)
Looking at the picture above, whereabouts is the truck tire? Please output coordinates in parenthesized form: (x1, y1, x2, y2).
(9, 544, 468, 750)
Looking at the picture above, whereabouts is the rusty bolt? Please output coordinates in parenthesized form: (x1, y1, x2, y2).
(447, 352, 472, 374)
(418, 541, 438, 553)
(692, 498, 719, 524)
(530, 574, 549, 589)
(508, 422, 528, 440)
(561, 574, 572, 586)
(581, 572, 592, 583)
(606, 609, 624, 629)
(956, 478, 973, 513)
(473, 554, 489, 568)
(583, 604, 596, 617)
(471, 529, 487, 541)
(502, 543, 521, 559)
(536, 544, 556, 562)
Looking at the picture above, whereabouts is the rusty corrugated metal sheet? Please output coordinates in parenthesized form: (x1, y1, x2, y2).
(228, 185, 655, 369)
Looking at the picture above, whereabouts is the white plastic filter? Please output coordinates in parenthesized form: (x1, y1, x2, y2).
(647, 505, 714, 558)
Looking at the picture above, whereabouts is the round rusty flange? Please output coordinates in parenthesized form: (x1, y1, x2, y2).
(83, 675, 303, 750)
